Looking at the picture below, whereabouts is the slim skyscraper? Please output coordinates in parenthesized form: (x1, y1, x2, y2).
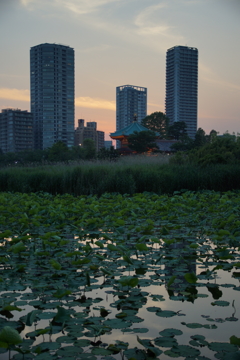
(30, 43, 74, 149)
(116, 85, 147, 132)
(165, 45, 198, 139)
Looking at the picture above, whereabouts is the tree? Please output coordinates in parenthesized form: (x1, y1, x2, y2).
(171, 135, 194, 152)
(127, 131, 158, 153)
(46, 141, 70, 162)
(70, 146, 85, 160)
(193, 128, 207, 148)
(168, 121, 187, 140)
(98, 146, 119, 161)
(207, 129, 218, 143)
(82, 138, 96, 159)
(141, 112, 169, 138)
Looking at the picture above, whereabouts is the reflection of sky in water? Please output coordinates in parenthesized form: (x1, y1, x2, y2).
(1, 251, 240, 359)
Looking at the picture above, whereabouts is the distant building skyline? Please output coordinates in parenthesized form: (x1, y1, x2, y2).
(116, 84, 147, 132)
(0, 108, 33, 153)
(30, 43, 75, 149)
(165, 45, 198, 139)
(74, 119, 105, 151)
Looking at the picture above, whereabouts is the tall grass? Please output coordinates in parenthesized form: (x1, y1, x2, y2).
(0, 154, 240, 195)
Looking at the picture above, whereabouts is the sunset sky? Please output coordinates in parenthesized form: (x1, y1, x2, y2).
(0, 0, 239, 140)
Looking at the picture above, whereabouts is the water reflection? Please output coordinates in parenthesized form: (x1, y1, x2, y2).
(1, 231, 240, 360)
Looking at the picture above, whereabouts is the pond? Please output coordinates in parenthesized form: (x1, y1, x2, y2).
(0, 191, 240, 359)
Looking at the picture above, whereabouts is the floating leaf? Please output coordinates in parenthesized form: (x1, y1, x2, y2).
(159, 328, 183, 337)
(167, 275, 176, 288)
(136, 244, 148, 251)
(184, 272, 197, 284)
(154, 336, 178, 347)
(156, 310, 176, 318)
(91, 347, 112, 355)
(49, 259, 61, 270)
(118, 276, 138, 288)
(208, 342, 238, 352)
(211, 301, 230, 307)
(230, 336, 240, 346)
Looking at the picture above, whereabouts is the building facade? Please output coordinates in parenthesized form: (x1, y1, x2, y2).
(165, 46, 198, 139)
(104, 140, 113, 149)
(116, 85, 147, 132)
(30, 43, 75, 149)
(74, 119, 105, 151)
(0, 108, 33, 153)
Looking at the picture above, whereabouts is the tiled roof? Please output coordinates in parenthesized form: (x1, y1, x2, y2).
(110, 122, 158, 137)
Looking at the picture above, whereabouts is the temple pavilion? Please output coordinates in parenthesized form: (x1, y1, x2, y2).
(110, 122, 158, 154)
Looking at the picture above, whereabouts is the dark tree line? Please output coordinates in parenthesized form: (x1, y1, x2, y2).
(0, 139, 119, 167)
(127, 111, 238, 162)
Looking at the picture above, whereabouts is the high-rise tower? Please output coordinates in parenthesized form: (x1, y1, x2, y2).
(116, 85, 147, 132)
(165, 46, 198, 139)
(30, 43, 74, 149)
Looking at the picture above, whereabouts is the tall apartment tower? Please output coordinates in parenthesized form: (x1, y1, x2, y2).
(116, 85, 147, 132)
(30, 43, 75, 149)
(165, 46, 198, 139)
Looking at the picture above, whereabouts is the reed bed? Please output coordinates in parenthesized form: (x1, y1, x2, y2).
(0, 154, 240, 195)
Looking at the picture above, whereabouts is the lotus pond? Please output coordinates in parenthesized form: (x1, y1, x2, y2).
(0, 190, 240, 360)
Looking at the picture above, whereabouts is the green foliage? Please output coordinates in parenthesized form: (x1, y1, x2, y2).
(82, 138, 96, 159)
(193, 128, 207, 147)
(141, 111, 169, 138)
(127, 130, 158, 153)
(0, 157, 240, 195)
(98, 146, 119, 161)
(0, 191, 240, 358)
(188, 134, 240, 166)
(171, 133, 240, 167)
(0, 326, 22, 346)
(168, 121, 187, 140)
(45, 141, 70, 162)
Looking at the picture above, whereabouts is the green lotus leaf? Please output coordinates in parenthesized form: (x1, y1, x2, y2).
(53, 289, 72, 299)
(184, 272, 198, 283)
(49, 259, 61, 270)
(211, 301, 230, 307)
(74, 339, 91, 347)
(230, 336, 240, 346)
(56, 345, 83, 356)
(131, 328, 149, 333)
(124, 348, 146, 360)
(91, 347, 112, 355)
(35, 354, 55, 360)
(154, 336, 178, 347)
(156, 310, 176, 318)
(104, 318, 131, 329)
(38, 312, 56, 320)
(118, 276, 138, 288)
(26, 310, 42, 326)
(159, 328, 183, 337)
(123, 255, 134, 265)
(53, 306, 71, 323)
(107, 244, 119, 251)
(146, 306, 161, 312)
(95, 241, 104, 248)
(183, 323, 203, 328)
(135, 244, 148, 251)
(2, 305, 22, 312)
(168, 344, 200, 357)
(0, 326, 22, 345)
(208, 342, 238, 352)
